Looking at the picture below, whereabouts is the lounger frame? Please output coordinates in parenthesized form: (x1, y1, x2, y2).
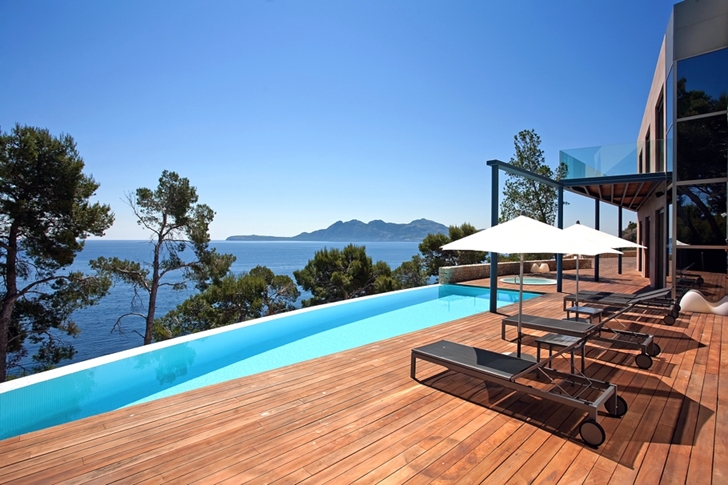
(563, 288, 679, 324)
(411, 340, 624, 446)
(676, 263, 704, 289)
(501, 308, 657, 369)
(563, 287, 673, 308)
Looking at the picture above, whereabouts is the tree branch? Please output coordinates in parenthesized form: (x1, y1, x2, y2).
(14, 274, 75, 300)
(111, 312, 147, 336)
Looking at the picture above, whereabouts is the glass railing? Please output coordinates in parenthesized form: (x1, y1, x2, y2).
(559, 140, 669, 180)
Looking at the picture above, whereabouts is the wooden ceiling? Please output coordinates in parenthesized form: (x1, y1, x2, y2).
(487, 159, 670, 213)
(563, 176, 667, 211)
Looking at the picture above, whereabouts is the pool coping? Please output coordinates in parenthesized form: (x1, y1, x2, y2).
(0, 284, 439, 394)
(2, 283, 535, 395)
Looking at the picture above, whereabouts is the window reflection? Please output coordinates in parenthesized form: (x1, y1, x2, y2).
(666, 126, 674, 172)
(676, 183, 727, 245)
(676, 114, 727, 181)
(676, 47, 728, 119)
(666, 67, 674, 131)
(676, 248, 727, 274)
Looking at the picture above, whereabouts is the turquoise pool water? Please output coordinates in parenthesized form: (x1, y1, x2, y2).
(0, 284, 539, 440)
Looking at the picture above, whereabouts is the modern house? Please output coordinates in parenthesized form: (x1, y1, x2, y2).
(488, 0, 727, 305)
(636, 0, 727, 288)
(3, 2, 727, 481)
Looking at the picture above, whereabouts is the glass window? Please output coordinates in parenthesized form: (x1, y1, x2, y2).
(656, 93, 665, 172)
(676, 248, 726, 274)
(645, 129, 651, 172)
(667, 202, 673, 276)
(639, 149, 644, 174)
(666, 66, 674, 132)
(666, 126, 674, 173)
(676, 183, 727, 245)
(676, 48, 728, 119)
(676, 113, 727, 181)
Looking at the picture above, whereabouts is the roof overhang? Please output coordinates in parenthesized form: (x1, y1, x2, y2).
(487, 159, 670, 212)
(562, 172, 671, 211)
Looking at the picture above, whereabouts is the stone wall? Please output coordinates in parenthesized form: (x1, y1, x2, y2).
(438, 258, 593, 284)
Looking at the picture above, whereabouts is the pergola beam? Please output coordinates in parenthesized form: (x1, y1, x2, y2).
(484, 159, 668, 309)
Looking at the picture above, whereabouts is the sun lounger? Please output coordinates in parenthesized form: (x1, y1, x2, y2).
(568, 288, 671, 301)
(563, 288, 679, 325)
(676, 263, 704, 289)
(411, 339, 627, 447)
(501, 312, 659, 369)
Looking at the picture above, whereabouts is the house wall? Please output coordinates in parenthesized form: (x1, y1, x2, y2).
(636, 24, 669, 287)
(636, 0, 728, 289)
(638, 191, 669, 287)
(673, 0, 728, 60)
(638, 36, 667, 174)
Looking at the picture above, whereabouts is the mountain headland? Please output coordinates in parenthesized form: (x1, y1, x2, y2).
(226, 219, 448, 242)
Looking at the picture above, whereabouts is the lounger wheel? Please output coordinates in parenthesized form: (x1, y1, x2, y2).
(604, 395, 628, 417)
(646, 342, 661, 357)
(579, 419, 606, 447)
(697, 277, 704, 286)
(663, 314, 676, 326)
(635, 353, 653, 369)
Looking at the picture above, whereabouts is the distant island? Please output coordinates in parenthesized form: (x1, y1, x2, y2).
(226, 219, 448, 242)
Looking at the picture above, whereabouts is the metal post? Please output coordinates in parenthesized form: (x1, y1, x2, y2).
(557, 186, 563, 292)
(490, 163, 499, 313)
(517, 253, 524, 357)
(594, 199, 600, 282)
(617, 207, 623, 274)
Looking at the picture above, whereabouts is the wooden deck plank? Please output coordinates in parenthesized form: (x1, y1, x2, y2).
(685, 314, 719, 485)
(324, 386, 519, 485)
(1, 257, 727, 484)
(235, 385, 478, 483)
(463, 401, 579, 484)
(172, 381, 444, 483)
(502, 411, 582, 485)
(660, 312, 712, 485)
(597, 309, 693, 485)
(304, 390, 508, 484)
(633, 311, 707, 485)
(582, 297, 698, 485)
(713, 312, 728, 485)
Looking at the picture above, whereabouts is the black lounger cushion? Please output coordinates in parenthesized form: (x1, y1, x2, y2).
(412, 340, 534, 379)
(502, 314, 596, 336)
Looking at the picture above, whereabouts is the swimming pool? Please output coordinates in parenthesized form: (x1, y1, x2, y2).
(0, 284, 539, 440)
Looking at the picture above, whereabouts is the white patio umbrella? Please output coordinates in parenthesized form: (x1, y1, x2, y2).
(563, 222, 645, 250)
(442, 215, 620, 356)
(563, 222, 644, 307)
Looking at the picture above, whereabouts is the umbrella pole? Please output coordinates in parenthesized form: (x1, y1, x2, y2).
(575, 255, 580, 308)
(518, 253, 524, 357)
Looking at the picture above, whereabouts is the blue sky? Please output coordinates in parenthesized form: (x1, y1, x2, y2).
(1, 0, 678, 240)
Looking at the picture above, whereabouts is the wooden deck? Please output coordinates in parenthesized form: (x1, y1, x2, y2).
(1, 257, 727, 484)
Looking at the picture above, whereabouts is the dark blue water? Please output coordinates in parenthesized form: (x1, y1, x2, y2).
(17, 240, 420, 371)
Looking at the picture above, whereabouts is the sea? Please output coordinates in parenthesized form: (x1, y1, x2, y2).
(14, 240, 421, 373)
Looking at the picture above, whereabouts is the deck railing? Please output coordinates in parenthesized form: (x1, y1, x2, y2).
(559, 139, 669, 180)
